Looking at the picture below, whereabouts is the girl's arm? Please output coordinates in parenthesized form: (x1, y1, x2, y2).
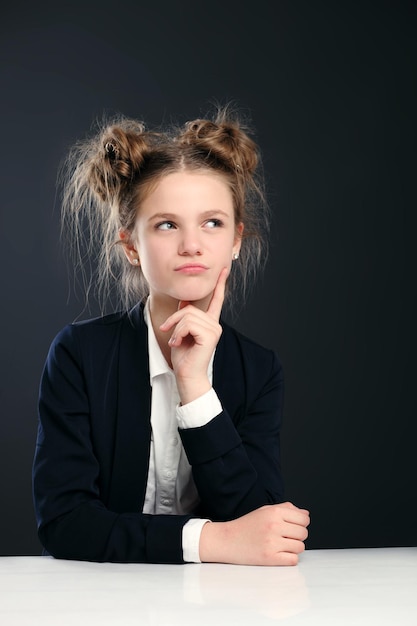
(33, 327, 190, 564)
(179, 345, 285, 520)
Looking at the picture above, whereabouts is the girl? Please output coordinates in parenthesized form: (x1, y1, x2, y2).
(32, 105, 310, 565)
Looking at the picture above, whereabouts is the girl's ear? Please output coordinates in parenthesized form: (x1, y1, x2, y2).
(119, 229, 140, 266)
(233, 222, 244, 257)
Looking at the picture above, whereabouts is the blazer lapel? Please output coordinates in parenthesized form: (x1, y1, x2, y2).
(108, 303, 152, 513)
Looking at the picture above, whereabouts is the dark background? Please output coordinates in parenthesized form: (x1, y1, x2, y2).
(1, 1, 416, 556)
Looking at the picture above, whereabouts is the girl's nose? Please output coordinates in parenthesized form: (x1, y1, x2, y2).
(178, 230, 202, 256)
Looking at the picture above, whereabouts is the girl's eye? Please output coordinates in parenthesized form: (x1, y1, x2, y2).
(205, 219, 223, 228)
(156, 221, 176, 230)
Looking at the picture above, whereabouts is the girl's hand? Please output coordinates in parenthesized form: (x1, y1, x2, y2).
(199, 502, 311, 566)
(159, 268, 228, 404)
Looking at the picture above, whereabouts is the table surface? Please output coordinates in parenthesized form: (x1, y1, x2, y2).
(1, 547, 416, 625)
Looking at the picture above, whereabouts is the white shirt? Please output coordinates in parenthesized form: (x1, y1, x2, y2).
(142, 299, 222, 562)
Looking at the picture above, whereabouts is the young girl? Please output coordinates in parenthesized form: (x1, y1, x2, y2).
(32, 105, 310, 565)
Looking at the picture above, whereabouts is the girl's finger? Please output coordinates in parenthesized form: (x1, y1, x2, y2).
(207, 267, 229, 320)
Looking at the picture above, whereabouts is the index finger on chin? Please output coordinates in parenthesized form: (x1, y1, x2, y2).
(207, 267, 229, 319)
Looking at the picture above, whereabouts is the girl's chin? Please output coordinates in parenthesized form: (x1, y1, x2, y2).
(171, 289, 213, 306)
(151, 286, 214, 310)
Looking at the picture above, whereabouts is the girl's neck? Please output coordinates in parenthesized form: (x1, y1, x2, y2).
(147, 297, 176, 368)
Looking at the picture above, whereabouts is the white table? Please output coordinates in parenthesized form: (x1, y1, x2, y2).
(1, 548, 416, 625)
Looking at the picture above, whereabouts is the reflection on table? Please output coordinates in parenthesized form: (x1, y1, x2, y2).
(1, 547, 416, 625)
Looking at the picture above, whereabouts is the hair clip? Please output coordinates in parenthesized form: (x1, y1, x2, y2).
(105, 142, 119, 160)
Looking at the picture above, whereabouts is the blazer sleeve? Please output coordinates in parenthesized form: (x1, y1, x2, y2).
(33, 325, 191, 564)
(179, 334, 285, 521)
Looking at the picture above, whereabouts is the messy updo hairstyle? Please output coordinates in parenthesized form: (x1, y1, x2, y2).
(59, 103, 270, 315)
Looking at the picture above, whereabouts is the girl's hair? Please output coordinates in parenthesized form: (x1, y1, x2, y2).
(59, 103, 270, 315)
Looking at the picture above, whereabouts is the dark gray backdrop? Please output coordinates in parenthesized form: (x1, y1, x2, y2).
(1, 0, 416, 556)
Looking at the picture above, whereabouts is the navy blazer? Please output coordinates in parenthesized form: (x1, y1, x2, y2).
(33, 303, 284, 563)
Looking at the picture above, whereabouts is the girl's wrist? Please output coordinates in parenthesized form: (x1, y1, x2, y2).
(176, 376, 211, 405)
(199, 521, 228, 563)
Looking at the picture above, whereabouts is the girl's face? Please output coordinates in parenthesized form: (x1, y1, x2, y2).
(128, 171, 242, 310)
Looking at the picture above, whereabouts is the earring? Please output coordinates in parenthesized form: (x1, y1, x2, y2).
(132, 258, 139, 265)
(232, 252, 239, 260)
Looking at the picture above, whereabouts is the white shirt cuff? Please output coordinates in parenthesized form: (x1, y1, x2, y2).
(182, 518, 211, 563)
(176, 388, 222, 429)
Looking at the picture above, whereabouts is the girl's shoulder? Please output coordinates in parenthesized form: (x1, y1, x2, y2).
(48, 304, 145, 356)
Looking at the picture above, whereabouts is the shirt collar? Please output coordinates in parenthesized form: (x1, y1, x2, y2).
(144, 298, 172, 383)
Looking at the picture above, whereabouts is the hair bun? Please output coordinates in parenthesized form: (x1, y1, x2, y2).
(88, 122, 149, 201)
(180, 117, 258, 176)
